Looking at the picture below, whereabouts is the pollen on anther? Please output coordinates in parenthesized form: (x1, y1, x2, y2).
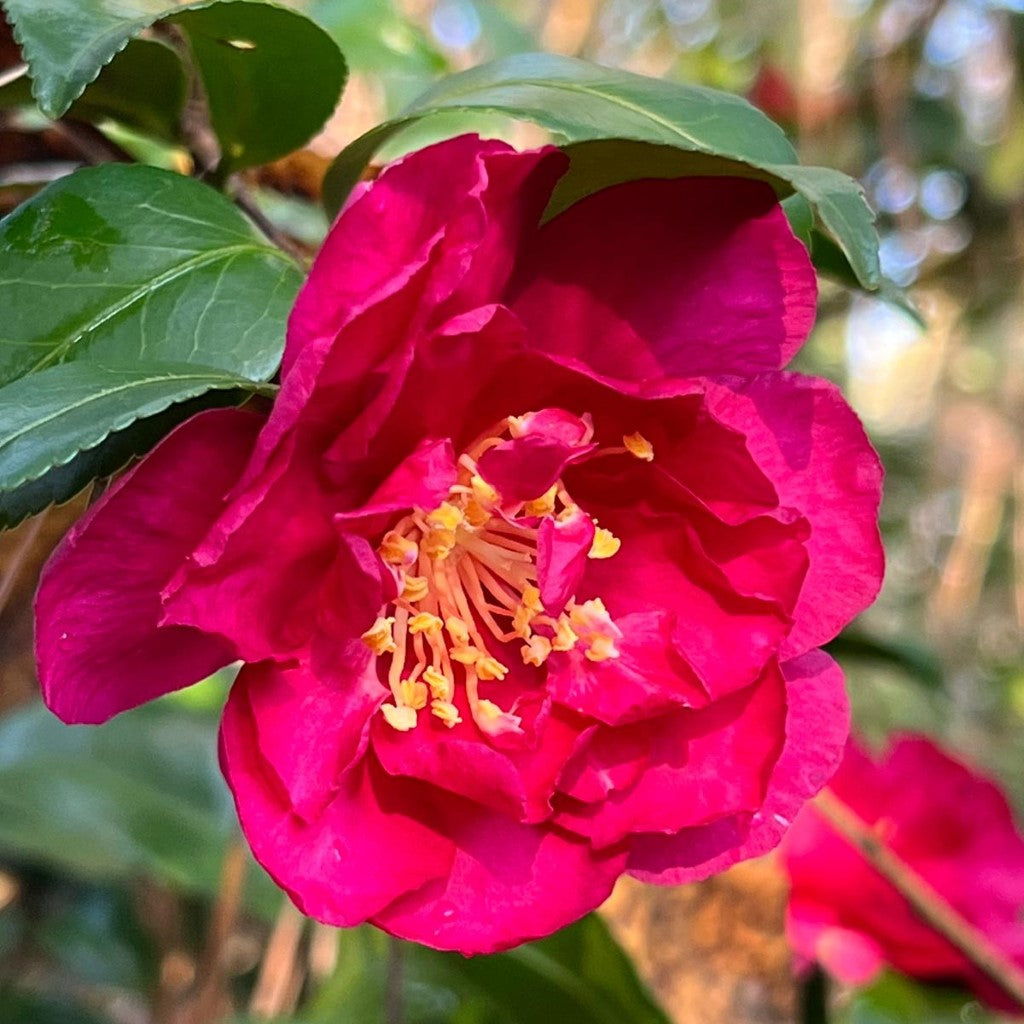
(408, 612, 443, 635)
(589, 527, 621, 559)
(361, 616, 396, 655)
(426, 501, 464, 531)
(431, 699, 462, 728)
(623, 431, 654, 461)
(379, 532, 418, 567)
(521, 635, 552, 667)
(423, 666, 453, 700)
(476, 656, 509, 681)
(401, 575, 429, 602)
(399, 678, 428, 710)
(382, 704, 417, 731)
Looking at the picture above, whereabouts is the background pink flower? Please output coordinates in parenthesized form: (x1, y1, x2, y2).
(782, 734, 1024, 1013)
(36, 135, 884, 953)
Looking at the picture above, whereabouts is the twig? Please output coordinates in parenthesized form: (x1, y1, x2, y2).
(231, 182, 309, 266)
(249, 899, 305, 1019)
(0, 510, 48, 620)
(191, 838, 248, 1024)
(814, 789, 1024, 1006)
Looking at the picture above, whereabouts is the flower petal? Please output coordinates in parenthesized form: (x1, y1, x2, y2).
(371, 801, 627, 954)
(626, 648, 849, 882)
(230, 659, 385, 822)
(704, 374, 884, 654)
(36, 409, 260, 724)
(536, 506, 595, 615)
(220, 674, 454, 926)
(555, 661, 786, 847)
(508, 176, 816, 380)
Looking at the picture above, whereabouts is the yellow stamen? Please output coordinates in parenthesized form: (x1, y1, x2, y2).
(445, 616, 471, 646)
(361, 616, 396, 655)
(464, 499, 492, 527)
(476, 656, 509, 681)
(450, 645, 483, 665)
(570, 598, 622, 661)
(379, 532, 418, 567)
(401, 575, 430, 602)
(521, 635, 552, 666)
(431, 699, 462, 728)
(423, 666, 453, 701)
(426, 501, 464, 531)
(512, 602, 535, 639)
(408, 612, 443, 635)
(422, 528, 456, 560)
(524, 485, 557, 517)
(551, 614, 579, 651)
(472, 698, 523, 737)
(623, 431, 654, 461)
(589, 527, 621, 559)
(398, 679, 428, 710)
(521, 583, 543, 611)
(382, 704, 417, 731)
(470, 473, 500, 508)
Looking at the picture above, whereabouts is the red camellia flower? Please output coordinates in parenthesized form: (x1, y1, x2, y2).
(35, 135, 883, 953)
(782, 735, 1024, 1012)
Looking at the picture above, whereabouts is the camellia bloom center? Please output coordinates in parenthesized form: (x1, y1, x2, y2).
(363, 408, 652, 738)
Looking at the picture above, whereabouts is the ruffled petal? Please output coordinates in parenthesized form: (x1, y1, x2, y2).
(546, 611, 706, 725)
(703, 373, 884, 654)
(220, 672, 454, 926)
(554, 661, 786, 847)
(626, 648, 848, 882)
(371, 803, 627, 953)
(36, 409, 260, 724)
(536, 506, 595, 615)
(231, 660, 385, 822)
(508, 176, 816, 381)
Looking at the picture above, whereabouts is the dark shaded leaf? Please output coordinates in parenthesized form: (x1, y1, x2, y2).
(322, 54, 879, 289)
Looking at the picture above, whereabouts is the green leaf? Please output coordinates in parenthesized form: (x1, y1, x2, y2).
(322, 53, 879, 290)
(0, 360, 270, 525)
(0, 162, 301, 388)
(63, 38, 187, 141)
(2, 0, 346, 172)
(0, 697, 279, 918)
(811, 228, 925, 328)
(837, 970, 991, 1024)
(310, 917, 669, 1024)
(172, 2, 347, 175)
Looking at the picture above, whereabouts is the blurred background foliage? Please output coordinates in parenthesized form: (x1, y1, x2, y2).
(2, 0, 1024, 1022)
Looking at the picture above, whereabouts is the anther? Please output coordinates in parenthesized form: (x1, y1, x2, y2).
(431, 700, 462, 728)
(521, 635, 552, 666)
(623, 431, 654, 461)
(476, 656, 509, 681)
(379, 532, 418, 567)
(408, 612, 443, 635)
(401, 575, 430, 602)
(589, 527, 621, 559)
(382, 704, 418, 731)
(398, 679, 428, 710)
(361, 616, 396, 655)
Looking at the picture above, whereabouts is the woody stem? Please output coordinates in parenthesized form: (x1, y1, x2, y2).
(814, 788, 1024, 1006)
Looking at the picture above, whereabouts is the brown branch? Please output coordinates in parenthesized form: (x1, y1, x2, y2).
(231, 182, 309, 266)
(249, 899, 305, 1020)
(814, 789, 1024, 1006)
(0, 510, 48, 620)
(190, 838, 248, 1024)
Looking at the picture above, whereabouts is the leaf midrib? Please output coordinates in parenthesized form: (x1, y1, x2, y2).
(20, 241, 291, 378)
(408, 75, 776, 156)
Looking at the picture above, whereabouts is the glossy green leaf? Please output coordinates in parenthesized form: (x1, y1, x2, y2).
(310, 917, 669, 1024)
(0, 360, 270, 525)
(64, 38, 187, 141)
(1, 0, 209, 118)
(0, 698, 279, 918)
(2, 0, 345, 172)
(0, 163, 301, 388)
(172, 2, 347, 175)
(322, 53, 879, 289)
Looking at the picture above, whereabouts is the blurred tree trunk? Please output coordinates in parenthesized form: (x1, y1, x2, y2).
(601, 859, 796, 1024)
